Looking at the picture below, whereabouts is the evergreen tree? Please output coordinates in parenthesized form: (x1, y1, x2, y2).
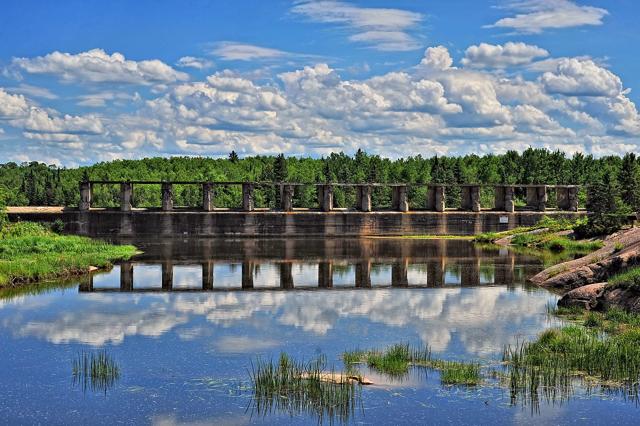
(228, 151, 239, 163)
(620, 153, 640, 212)
(577, 170, 631, 237)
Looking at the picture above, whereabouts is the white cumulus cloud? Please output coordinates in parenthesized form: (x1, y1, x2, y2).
(462, 42, 549, 68)
(13, 48, 189, 84)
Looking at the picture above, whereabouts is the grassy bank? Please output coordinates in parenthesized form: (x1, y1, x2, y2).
(474, 216, 603, 253)
(0, 222, 137, 287)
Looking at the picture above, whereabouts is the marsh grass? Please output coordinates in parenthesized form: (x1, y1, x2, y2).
(343, 343, 481, 386)
(72, 350, 121, 394)
(503, 324, 640, 407)
(0, 222, 137, 287)
(249, 353, 361, 424)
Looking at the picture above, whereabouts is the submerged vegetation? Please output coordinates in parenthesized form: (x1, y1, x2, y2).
(72, 350, 121, 394)
(0, 222, 137, 288)
(249, 353, 361, 424)
(343, 343, 482, 386)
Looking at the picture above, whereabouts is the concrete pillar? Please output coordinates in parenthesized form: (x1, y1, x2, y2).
(504, 186, 515, 213)
(202, 183, 214, 211)
(120, 262, 133, 291)
(392, 185, 409, 212)
(495, 186, 515, 212)
(79, 181, 92, 211)
(281, 184, 294, 212)
(242, 183, 254, 212)
(556, 186, 569, 210)
(461, 186, 481, 212)
(391, 260, 409, 287)
(202, 261, 214, 290)
(356, 185, 372, 212)
(526, 185, 547, 211)
(355, 260, 371, 288)
(568, 186, 579, 212)
(242, 261, 254, 289)
(461, 259, 481, 286)
(317, 184, 333, 212)
(318, 261, 333, 288)
(280, 262, 294, 289)
(427, 257, 445, 287)
(120, 182, 132, 212)
(434, 185, 446, 212)
(161, 182, 173, 211)
(79, 275, 94, 292)
(162, 261, 173, 291)
(537, 185, 547, 211)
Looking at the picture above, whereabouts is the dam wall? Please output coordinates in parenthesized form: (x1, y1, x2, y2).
(7, 208, 586, 237)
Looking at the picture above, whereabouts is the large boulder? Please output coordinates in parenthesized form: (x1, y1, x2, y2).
(558, 283, 606, 310)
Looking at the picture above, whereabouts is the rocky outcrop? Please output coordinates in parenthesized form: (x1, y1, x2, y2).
(557, 283, 606, 309)
(530, 228, 640, 291)
(530, 227, 640, 313)
(600, 286, 640, 313)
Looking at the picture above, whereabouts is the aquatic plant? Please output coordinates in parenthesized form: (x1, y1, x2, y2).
(249, 353, 361, 424)
(503, 324, 640, 408)
(343, 343, 481, 386)
(72, 350, 121, 394)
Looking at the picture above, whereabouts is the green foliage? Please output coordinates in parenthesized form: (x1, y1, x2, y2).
(620, 153, 640, 212)
(576, 170, 632, 237)
(0, 148, 632, 209)
(0, 222, 137, 287)
(0, 184, 8, 232)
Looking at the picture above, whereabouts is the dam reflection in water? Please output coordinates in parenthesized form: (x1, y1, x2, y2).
(83, 238, 540, 292)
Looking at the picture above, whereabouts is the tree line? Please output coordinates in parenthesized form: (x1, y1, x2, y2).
(0, 148, 639, 214)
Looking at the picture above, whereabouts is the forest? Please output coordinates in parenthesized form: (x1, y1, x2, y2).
(1, 148, 639, 212)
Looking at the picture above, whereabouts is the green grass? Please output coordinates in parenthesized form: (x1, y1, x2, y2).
(72, 350, 121, 394)
(608, 267, 640, 291)
(249, 353, 361, 424)
(0, 222, 137, 287)
(507, 307, 640, 406)
(510, 233, 603, 252)
(473, 216, 588, 245)
(343, 343, 481, 386)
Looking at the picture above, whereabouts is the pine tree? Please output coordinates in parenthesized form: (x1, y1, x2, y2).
(579, 170, 631, 237)
(620, 153, 640, 212)
(228, 151, 239, 163)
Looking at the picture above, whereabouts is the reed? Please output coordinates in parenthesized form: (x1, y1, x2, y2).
(249, 353, 361, 424)
(72, 350, 121, 394)
(343, 343, 481, 386)
(503, 325, 640, 407)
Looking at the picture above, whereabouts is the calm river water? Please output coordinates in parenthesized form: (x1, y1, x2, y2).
(0, 238, 638, 425)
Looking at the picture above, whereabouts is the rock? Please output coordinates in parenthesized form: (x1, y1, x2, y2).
(558, 283, 606, 310)
(531, 227, 640, 290)
(600, 286, 640, 313)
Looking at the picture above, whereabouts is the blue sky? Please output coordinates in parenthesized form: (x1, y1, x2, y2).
(1, 0, 639, 165)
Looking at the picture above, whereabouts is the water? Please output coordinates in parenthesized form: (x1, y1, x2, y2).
(0, 238, 638, 425)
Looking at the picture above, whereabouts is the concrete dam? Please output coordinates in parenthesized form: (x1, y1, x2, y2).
(7, 180, 586, 237)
